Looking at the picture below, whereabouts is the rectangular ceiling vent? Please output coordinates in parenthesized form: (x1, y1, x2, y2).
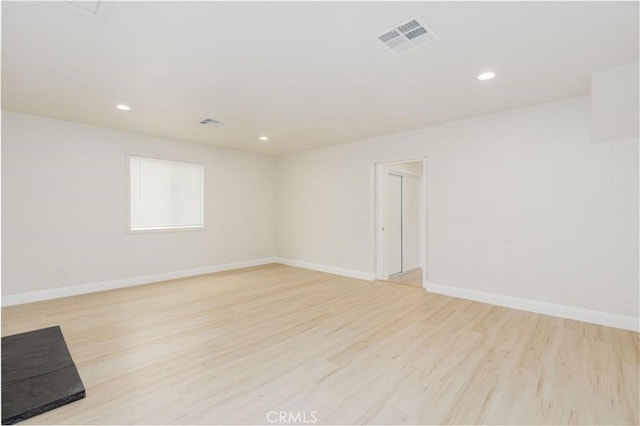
(199, 118, 223, 128)
(378, 16, 438, 55)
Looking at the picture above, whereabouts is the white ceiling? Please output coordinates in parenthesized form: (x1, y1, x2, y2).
(2, 1, 638, 155)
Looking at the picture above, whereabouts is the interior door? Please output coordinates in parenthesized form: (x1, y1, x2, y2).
(388, 173, 403, 276)
(402, 176, 420, 271)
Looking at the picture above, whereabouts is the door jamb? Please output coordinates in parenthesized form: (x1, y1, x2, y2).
(375, 158, 428, 287)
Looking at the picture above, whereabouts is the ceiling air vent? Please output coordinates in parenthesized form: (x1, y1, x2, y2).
(199, 118, 223, 128)
(378, 16, 438, 55)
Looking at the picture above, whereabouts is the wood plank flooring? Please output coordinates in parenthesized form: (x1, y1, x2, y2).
(386, 268, 423, 288)
(2, 264, 638, 424)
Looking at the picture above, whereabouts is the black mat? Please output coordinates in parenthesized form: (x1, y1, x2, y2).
(2, 326, 85, 424)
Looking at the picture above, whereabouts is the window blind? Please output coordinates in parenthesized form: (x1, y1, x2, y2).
(129, 155, 204, 231)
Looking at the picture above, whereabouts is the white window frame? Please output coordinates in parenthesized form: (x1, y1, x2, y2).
(127, 153, 205, 233)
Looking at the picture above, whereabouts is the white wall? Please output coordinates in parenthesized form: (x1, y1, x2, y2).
(591, 61, 639, 143)
(3, 96, 638, 325)
(2, 111, 277, 296)
(277, 96, 639, 318)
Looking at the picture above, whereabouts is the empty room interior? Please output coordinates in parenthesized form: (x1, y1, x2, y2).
(1, 1, 639, 425)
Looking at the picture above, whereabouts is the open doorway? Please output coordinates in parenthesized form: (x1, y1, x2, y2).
(375, 159, 427, 288)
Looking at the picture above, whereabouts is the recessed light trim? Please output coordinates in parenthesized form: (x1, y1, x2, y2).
(477, 72, 496, 81)
(258, 136, 269, 142)
(115, 104, 131, 111)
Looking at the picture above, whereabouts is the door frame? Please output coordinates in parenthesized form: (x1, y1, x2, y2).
(374, 158, 428, 286)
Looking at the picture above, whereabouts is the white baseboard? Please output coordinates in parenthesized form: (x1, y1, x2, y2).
(5, 259, 635, 332)
(275, 257, 376, 281)
(424, 281, 639, 332)
(2, 257, 279, 307)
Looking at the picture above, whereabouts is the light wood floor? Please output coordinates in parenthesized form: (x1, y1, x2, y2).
(2, 264, 638, 425)
(386, 268, 423, 288)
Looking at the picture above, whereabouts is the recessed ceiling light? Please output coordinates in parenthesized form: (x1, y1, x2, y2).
(115, 104, 131, 111)
(259, 136, 269, 142)
(477, 72, 496, 81)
